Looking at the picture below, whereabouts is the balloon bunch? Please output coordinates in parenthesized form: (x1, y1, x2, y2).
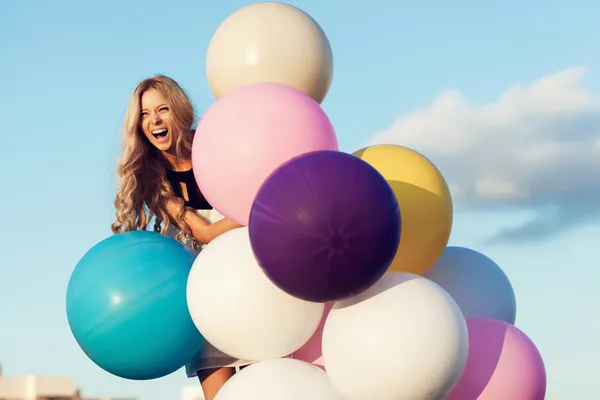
(66, 3, 547, 399)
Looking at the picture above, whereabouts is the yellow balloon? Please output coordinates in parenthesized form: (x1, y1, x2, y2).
(353, 145, 453, 275)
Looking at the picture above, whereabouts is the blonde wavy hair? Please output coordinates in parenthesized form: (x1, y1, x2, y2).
(111, 75, 200, 249)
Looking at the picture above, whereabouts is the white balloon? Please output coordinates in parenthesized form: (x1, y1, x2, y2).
(322, 272, 468, 400)
(424, 246, 517, 324)
(215, 358, 342, 400)
(186, 227, 324, 361)
(206, 2, 334, 104)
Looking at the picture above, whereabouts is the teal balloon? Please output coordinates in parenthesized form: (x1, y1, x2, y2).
(66, 231, 204, 380)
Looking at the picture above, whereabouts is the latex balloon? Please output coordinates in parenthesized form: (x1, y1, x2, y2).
(249, 150, 401, 302)
(215, 359, 342, 400)
(206, 2, 333, 103)
(288, 303, 333, 369)
(66, 231, 203, 380)
(192, 82, 338, 226)
(322, 272, 468, 400)
(353, 144, 453, 275)
(186, 227, 324, 361)
(446, 318, 546, 400)
(425, 246, 517, 324)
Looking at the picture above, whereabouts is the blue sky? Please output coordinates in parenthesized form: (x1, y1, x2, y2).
(1, 0, 598, 399)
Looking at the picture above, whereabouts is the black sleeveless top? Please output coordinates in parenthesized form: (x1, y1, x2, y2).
(165, 168, 212, 210)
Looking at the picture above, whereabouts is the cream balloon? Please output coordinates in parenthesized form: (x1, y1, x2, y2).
(186, 227, 324, 361)
(206, 2, 333, 104)
(322, 272, 469, 400)
(215, 359, 342, 400)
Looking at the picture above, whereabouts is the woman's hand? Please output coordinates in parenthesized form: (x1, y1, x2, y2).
(195, 217, 243, 243)
(165, 197, 242, 244)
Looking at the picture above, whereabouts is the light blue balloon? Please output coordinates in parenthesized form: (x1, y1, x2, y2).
(66, 231, 204, 380)
(424, 246, 517, 325)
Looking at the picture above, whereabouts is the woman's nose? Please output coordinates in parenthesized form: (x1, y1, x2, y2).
(151, 113, 162, 124)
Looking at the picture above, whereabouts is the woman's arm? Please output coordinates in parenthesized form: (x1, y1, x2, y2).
(165, 197, 242, 244)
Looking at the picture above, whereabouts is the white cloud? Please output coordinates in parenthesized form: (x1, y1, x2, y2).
(368, 67, 600, 243)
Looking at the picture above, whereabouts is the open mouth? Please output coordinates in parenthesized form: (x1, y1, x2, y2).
(152, 128, 168, 139)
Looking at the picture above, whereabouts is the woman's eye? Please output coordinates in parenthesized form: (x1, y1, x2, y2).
(160, 107, 169, 112)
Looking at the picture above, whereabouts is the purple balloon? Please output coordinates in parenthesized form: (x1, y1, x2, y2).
(248, 150, 401, 302)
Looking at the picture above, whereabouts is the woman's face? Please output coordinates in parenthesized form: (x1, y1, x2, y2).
(140, 88, 177, 153)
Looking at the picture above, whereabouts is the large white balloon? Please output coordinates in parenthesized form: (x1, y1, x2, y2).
(322, 272, 468, 400)
(206, 2, 334, 104)
(215, 358, 342, 400)
(186, 227, 324, 361)
(424, 246, 517, 324)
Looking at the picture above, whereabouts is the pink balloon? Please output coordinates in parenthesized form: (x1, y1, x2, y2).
(446, 318, 546, 400)
(288, 302, 333, 370)
(192, 82, 339, 225)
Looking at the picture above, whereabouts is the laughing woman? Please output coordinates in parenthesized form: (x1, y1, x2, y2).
(111, 75, 248, 400)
